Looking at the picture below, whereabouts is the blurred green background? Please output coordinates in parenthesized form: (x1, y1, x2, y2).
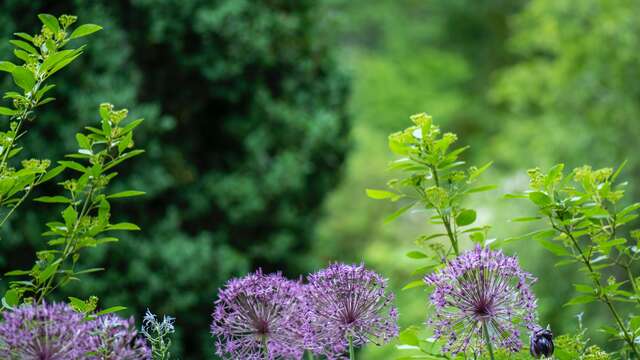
(1, 0, 639, 359)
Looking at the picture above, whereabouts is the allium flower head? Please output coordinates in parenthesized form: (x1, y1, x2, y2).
(211, 270, 308, 360)
(306, 263, 398, 357)
(91, 314, 151, 359)
(424, 245, 538, 356)
(0, 302, 95, 359)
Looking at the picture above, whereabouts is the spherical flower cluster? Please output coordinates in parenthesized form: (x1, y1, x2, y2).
(0, 302, 150, 360)
(0, 302, 95, 359)
(306, 263, 398, 358)
(211, 265, 398, 360)
(424, 245, 538, 356)
(211, 270, 309, 359)
(91, 314, 151, 359)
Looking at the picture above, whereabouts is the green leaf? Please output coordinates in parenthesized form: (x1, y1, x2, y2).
(2, 289, 20, 309)
(529, 191, 552, 207)
(108, 222, 140, 231)
(384, 202, 415, 224)
(0, 61, 16, 73)
(62, 206, 78, 227)
(465, 185, 496, 193)
(537, 239, 570, 257)
(402, 279, 426, 291)
(366, 189, 402, 201)
(0, 106, 16, 116)
(406, 251, 428, 259)
(38, 259, 61, 283)
(95, 306, 127, 317)
(509, 216, 542, 222)
(34, 196, 71, 204)
(398, 327, 420, 346)
(9, 40, 37, 54)
(106, 190, 146, 199)
(58, 160, 86, 172)
(69, 24, 103, 40)
(36, 165, 65, 184)
(565, 295, 596, 306)
(11, 66, 35, 92)
(38, 14, 60, 32)
(455, 209, 476, 226)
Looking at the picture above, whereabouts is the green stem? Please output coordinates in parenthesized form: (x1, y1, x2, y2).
(262, 336, 268, 360)
(560, 225, 640, 358)
(306, 350, 315, 360)
(349, 335, 355, 360)
(482, 322, 495, 360)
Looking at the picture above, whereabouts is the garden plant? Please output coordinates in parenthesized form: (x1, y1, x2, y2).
(0, 10, 638, 360)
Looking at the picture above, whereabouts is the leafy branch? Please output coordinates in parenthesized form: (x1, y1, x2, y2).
(3, 103, 144, 307)
(510, 163, 640, 358)
(0, 14, 101, 229)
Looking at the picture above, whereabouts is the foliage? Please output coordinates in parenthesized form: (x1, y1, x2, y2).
(0, 1, 349, 357)
(4, 102, 144, 307)
(510, 163, 640, 358)
(367, 113, 494, 286)
(0, 13, 100, 230)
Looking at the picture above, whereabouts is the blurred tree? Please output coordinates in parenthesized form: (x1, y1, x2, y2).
(0, 0, 349, 357)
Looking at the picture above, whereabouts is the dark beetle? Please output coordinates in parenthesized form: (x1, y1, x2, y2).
(530, 327, 554, 358)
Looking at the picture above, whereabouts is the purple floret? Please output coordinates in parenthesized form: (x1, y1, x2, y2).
(91, 314, 151, 359)
(211, 270, 309, 360)
(0, 302, 95, 359)
(305, 263, 398, 358)
(424, 245, 538, 356)
(0, 302, 151, 360)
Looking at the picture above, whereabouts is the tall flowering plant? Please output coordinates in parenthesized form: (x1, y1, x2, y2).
(368, 114, 548, 358)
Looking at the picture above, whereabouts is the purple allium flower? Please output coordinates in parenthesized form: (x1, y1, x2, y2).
(0, 302, 95, 359)
(211, 270, 309, 360)
(306, 263, 399, 357)
(424, 245, 538, 356)
(90, 314, 151, 359)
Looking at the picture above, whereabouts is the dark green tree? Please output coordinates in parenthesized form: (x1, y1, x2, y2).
(0, 1, 349, 357)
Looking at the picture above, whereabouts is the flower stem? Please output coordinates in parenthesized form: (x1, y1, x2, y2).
(306, 350, 315, 360)
(348, 335, 355, 360)
(482, 323, 495, 360)
(262, 336, 268, 360)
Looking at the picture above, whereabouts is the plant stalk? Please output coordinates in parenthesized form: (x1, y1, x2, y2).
(348, 334, 355, 360)
(482, 322, 495, 360)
